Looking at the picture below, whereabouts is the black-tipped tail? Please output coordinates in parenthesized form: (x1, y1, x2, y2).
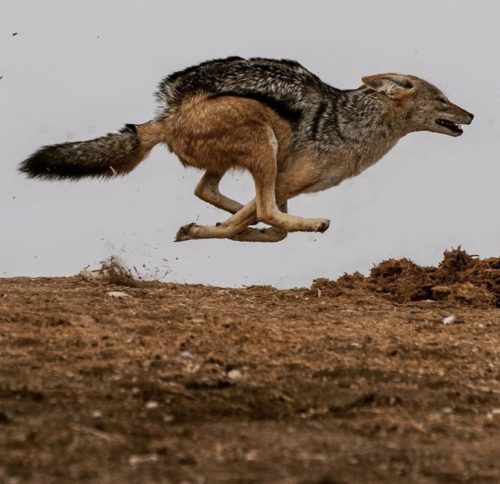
(19, 124, 146, 180)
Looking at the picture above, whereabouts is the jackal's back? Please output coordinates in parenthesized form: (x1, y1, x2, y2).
(156, 57, 335, 124)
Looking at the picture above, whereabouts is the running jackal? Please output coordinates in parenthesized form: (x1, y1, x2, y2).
(19, 57, 474, 242)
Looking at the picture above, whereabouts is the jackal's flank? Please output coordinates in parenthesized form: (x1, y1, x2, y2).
(19, 57, 474, 242)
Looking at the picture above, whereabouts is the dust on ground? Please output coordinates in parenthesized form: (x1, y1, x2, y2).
(0, 250, 499, 483)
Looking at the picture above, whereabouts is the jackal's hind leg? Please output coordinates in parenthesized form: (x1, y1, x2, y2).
(194, 171, 244, 215)
(175, 199, 258, 242)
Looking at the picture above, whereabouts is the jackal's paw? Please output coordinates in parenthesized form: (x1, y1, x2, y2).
(175, 223, 198, 242)
(314, 218, 331, 233)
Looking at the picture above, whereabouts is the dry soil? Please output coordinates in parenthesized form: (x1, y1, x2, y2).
(0, 250, 499, 483)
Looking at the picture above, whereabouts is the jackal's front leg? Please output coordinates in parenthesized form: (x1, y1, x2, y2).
(229, 227, 287, 242)
(251, 150, 330, 233)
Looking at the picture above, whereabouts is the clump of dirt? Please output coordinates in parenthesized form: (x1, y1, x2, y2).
(79, 256, 139, 287)
(312, 248, 500, 307)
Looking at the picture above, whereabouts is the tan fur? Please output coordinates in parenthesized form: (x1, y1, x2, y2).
(164, 95, 294, 172)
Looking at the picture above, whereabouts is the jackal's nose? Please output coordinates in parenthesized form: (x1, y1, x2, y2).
(467, 111, 474, 122)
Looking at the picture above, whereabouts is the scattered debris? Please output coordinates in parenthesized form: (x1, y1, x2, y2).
(79, 257, 139, 287)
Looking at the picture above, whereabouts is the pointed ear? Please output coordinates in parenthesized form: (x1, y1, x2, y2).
(362, 73, 416, 99)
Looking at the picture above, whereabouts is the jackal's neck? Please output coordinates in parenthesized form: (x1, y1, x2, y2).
(328, 88, 406, 145)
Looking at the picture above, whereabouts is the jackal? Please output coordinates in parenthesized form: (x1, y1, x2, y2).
(19, 57, 474, 242)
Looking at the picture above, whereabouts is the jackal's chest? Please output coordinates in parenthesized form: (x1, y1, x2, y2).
(304, 139, 398, 193)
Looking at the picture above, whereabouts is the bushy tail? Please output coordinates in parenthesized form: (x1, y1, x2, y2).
(19, 120, 164, 180)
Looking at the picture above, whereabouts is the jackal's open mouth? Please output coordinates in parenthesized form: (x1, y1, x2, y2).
(436, 118, 463, 134)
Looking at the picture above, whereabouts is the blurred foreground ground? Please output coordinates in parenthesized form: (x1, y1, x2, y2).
(0, 250, 499, 483)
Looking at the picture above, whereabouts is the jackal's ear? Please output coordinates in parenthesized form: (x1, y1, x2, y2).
(362, 74, 416, 99)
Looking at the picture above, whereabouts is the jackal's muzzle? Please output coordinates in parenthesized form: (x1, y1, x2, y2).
(434, 107, 474, 137)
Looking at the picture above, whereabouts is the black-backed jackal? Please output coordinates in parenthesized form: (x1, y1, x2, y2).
(20, 57, 474, 242)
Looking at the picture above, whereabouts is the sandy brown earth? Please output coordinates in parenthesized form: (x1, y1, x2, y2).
(0, 250, 499, 484)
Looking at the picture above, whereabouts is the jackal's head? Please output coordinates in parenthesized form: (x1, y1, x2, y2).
(362, 73, 474, 137)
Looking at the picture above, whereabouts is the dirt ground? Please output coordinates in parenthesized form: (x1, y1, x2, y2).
(1, 250, 499, 483)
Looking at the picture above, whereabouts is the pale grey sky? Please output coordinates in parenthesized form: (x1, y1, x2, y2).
(1, 0, 499, 287)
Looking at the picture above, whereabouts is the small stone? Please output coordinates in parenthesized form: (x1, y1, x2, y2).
(442, 315, 456, 325)
(145, 401, 159, 410)
(129, 454, 158, 465)
(227, 369, 243, 381)
(107, 291, 129, 298)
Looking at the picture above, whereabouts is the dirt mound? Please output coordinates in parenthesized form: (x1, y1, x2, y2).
(312, 248, 500, 307)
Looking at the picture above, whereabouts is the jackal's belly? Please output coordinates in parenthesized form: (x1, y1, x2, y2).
(299, 153, 359, 193)
(303, 174, 345, 193)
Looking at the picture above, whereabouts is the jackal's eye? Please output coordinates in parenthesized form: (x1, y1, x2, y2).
(437, 96, 447, 103)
